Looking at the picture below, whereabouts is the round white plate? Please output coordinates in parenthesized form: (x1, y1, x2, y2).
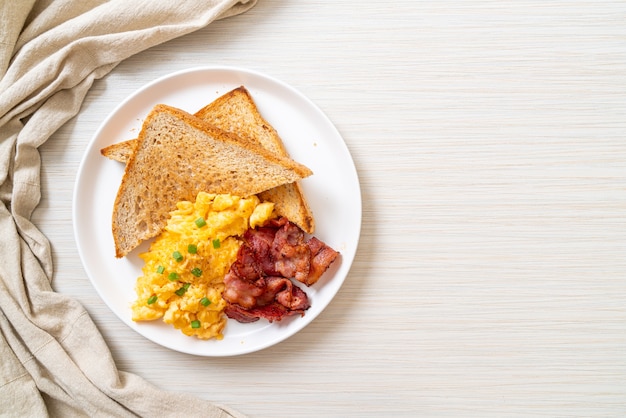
(73, 66, 361, 356)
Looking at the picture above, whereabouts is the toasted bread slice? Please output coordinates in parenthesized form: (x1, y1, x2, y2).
(100, 139, 136, 163)
(101, 86, 315, 233)
(112, 104, 312, 258)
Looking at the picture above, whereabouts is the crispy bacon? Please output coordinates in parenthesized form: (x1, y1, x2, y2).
(223, 217, 339, 323)
(266, 276, 310, 311)
(244, 217, 339, 286)
(306, 237, 341, 286)
(222, 269, 264, 310)
(224, 303, 293, 323)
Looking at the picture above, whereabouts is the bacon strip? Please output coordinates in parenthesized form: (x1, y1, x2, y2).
(223, 217, 339, 323)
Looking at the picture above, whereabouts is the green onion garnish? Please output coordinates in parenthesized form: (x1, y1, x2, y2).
(168, 272, 179, 281)
(195, 217, 206, 228)
(147, 295, 158, 305)
(175, 283, 190, 297)
(191, 320, 201, 329)
(212, 238, 220, 249)
(156, 265, 165, 274)
(191, 267, 202, 277)
(173, 251, 183, 262)
(187, 244, 198, 254)
(200, 297, 211, 307)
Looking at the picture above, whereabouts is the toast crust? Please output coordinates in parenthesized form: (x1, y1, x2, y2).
(100, 139, 136, 162)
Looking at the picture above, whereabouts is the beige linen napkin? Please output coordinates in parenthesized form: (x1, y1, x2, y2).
(0, 1, 256, 416)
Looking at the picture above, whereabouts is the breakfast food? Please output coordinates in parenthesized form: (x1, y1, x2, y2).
(101, 86, 315, 234)
(222, 216, 339, 323)
(131, 192, 275, 339)
(112, 103, 312, 258)
(100, 138, 135, 162)
(104, 86, 340, 341)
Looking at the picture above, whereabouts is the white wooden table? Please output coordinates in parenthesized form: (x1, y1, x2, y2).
(34, 1, 626, 416)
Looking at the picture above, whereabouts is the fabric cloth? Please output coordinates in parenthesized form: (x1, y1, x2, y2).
(0, 1, 257, 416)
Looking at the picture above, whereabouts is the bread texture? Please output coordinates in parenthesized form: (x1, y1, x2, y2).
(112, 104, 312, 258)
(101, 86, 315, 234)
(100, 139, 136, 162)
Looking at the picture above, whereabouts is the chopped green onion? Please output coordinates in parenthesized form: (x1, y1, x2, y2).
(212, 238, 220, 249)
(175, 283, 190, 297)
(187, 244, 198, 254)
(195, 217, 206, 228)
(147, 295, 158, 305)
(191, 267, 202, 277)
(156, 265, 165, 274)
(168, 272, 179, 281)
(172, 251, 183, 262)
(200, 297, 211, 307)
(190, 320, 201, 329)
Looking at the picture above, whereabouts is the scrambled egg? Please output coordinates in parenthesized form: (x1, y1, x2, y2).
(131, 192, 274, 340)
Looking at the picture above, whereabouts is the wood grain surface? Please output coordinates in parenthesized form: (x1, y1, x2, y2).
(33, 1, 625, 416)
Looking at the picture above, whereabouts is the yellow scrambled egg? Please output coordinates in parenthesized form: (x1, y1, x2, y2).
(131, 192, 274, 340)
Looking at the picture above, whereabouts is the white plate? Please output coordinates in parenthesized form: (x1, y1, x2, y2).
(73, 66, 361, 356)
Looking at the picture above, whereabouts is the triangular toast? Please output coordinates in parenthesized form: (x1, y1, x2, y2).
(101, 86, 315, 234)
(112, 104, 312, 258)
